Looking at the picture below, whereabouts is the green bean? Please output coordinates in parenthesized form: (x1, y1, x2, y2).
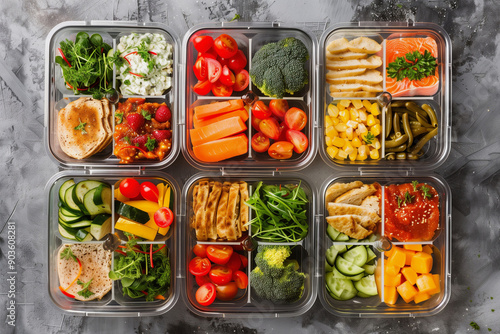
(393, 112, 401, 134)
(385, 105, 392, 138)
(386, 153, 396, 160)
(410, 121, 422, 127)
(386, 143, 407, 152)
(394, 110, 418, 122)
(422, 104, 438, 127)
(406, 152, 422, 160)
(401, 113, 413, 147)
(410, 126, 434, 137)
(390, 101, 406, 107)
(385, 134, 408, 148)
(396, 152, 407, 159)
(416, 113, 433, 128)
(405, 102, 430, 119)
(410, 127, 438, 155)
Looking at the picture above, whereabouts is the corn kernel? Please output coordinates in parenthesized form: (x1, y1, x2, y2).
(358, 123, 368, 134)
(371, 124, 381, 137)
(338, 103, 346, 111)
(331, 116, 340, 125)
(349, 108, 359, 120)
(339, 110, 350, 124)
(358, 145, 370, 156)
(327, 146, 339, 159)
(346, 120, 358, 129)
(327, 104, 339, 117)
(326, 126, 339, 138)
(325, 135, 333, 147)
(369, 103, 381, 116)
(370, 148, 380, 159)
(325, 115, 333, 127)
(352, 99, 364, 109)
(332, 137, 345, 147)
(357, 154, 367, 161)
(335, 123, 347, 132)
(336, 149, 348, 159)
(343, 142, 354, 155)
(340, 99, 351, 107)
(339, 131, 347, 139)
(352, 136, 362, 147)
(358, 110, 367, 122)
(346, 127, 354, 140)
(373, 138, 381, 149)
(349, 149, 357, 161)
(362, 100, 372, 110)
(367, 114, 376, 126)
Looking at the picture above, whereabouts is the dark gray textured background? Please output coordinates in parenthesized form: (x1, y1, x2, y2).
(1, 0, 499, 333)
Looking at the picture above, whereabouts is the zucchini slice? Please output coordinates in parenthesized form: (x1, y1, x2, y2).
(115, 201, 150, 224)
(64, 184, 82, 214)
(59, 219, 92, 229)
(83, 186, 112, 216)
(59, 179, 75, 204)
(58, 208, 84, 223)
(90, 214, 112, 241)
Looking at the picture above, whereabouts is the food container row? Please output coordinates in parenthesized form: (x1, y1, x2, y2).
(46, 171, 450, 317)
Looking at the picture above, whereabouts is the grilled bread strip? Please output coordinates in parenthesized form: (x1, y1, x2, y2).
(326, 55, 382, 70)
(326, 50, 368, 61)
(326, 69, 383, 85)
(216, 182, 231, 240)
(205, 182, 222, 240)
(325, 181, 363, 203)
(239, 181, 249, 232)
(325, 68, 367, 79)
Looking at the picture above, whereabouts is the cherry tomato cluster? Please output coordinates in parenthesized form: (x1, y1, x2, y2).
(189, 244, 248, 306)
(192, 34, 250, 96)
(250, 100, 309, 159)
(119, 178, 173, 228)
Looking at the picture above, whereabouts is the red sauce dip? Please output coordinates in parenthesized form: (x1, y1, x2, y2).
(384, 182, 439, 241)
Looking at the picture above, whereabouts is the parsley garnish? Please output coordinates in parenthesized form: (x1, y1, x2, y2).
(404, 191, 414, 204)
(411, 180, 419, 191)
(363, 131, 375, 145)
(60, 247, 77, 262)
(396, 195, 403, 208)
(76, 279, 95, 299)
(74, 119, 87, 134)
(137, 41, 155, 73)
(420, 185, 432, 199)
(145, 137, 156, 151)
(124, 136, 131, 145)
(116, 112, 124, 124)
(124, 79, 131, 85)
(141, 109, 152, 120)
(470, 322, 480, 330)
(387, 50, 437, 82)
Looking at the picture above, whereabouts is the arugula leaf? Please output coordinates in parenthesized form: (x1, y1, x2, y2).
(74, 119, 87, 134)
(60, 247, 77, 262)
(145, 137, 157, 151)
(76, 279, 95, 299)
(387, 50, 437, 82)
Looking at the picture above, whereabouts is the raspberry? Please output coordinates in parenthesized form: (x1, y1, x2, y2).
(152, 130, 172, 141)
(132, 135, 148, 149)
(155, 105, 171, 123)
(126, 113, 145, 132)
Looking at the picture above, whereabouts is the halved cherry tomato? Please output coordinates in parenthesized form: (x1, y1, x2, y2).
(189, 257, 211, 276)
(193, 80, 212, 96)
(239, 254, 248, 268)
(119, 178, 140, 198)
(219, 65, 235, 86)
(232, 270, 249, 289)
(213, 34, 238, 59)
(252, 101, 271, 119)
(217, 56, 230, 68)
(193, 244, 208, 258)
(251, 132, 270, 153)
(284, 107, 308, 131)
(268, 141, 294, 159)
(154, 207, 174, 228)
(215, 281, 238, 301)
(209, 265, 233, 285)
(193, 56, 207, 81)
(140, 182, 159, 202)
(259, 117, 280, 140)
(196, 282, 217, 306)
(198, 48, 217, 59)
(211, 81, 233, 97)
(269, 99, 289, 119)
(277, 121, 289, 141)
(206, 58, 222, 83)
(193, 35, 213, 53)
(228, 50, 247, 72)
(225, 252, 242, 272)
(233, 69, 249, 91)
(251, 115, 263, 130)
(195, 274, 212, 287)
(206, 245, 233, 265)
(286, 129, 309, 154)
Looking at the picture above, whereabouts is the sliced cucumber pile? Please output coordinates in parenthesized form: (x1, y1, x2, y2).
(58, 178, 112, 241)
(325, 244, 379, 300)
(326, 224, 378, 242)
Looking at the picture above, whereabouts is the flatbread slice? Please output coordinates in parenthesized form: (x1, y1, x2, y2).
(326, 69, 383, 85)
(194, 181, 210, 241)
(329, 91, 377, 98)
(326, 37, 350, 54)
(216, 182, 231, 239)
(326, 50, 368, 61)
(325, 181, 363, 203)
(329, 83, 383, 93)
(326, 55, 382, 70)
(348, 37, 382, 53)
(239, 182, 249, 232)
(205, 182, 222, 240)
(325, 68, 367, 79)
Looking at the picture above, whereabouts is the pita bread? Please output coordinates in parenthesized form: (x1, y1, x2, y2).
(57, 243, 112, 301)
(326, 55, 382, 70)
(348, 37, 382, 53)
(326, 51, 368, 61)
(326, 69, 383, 85)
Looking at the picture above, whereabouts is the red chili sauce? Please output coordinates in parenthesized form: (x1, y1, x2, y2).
(384, 183, 439, 241)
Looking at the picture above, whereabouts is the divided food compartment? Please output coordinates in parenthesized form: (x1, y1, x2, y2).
(46, 171, 180, 316)
(44, 21, 180, 168)
(180, 172, 316, 317)
(317, 175, 451, 317)
(318, 22, 451, 169)
(181, 23, 316, 170)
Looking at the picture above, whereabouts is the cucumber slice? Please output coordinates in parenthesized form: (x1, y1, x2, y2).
(59, 219, 92, 229)
(58, 224, 76, 240)
(326, 225, 340, 241)
(325, 274, 357, 300)
(331, 266, 364, 281)
(64, 184, 82, 214)
(59, 179, 75, 204)
(325, 259, 333, 272)
(83, 187, 112, 216)
(333, 244, 348, 254)
(75, 228, 93, 242)
(357, 291, 373, 298)
(115, 201, 150, 224)
(362, 264, 376, 275)
(366, 247, 377, 263)
(335, 256, 365, 276)
(343, 245, 368, 267)
(326, 245, 339, 266)
(90, 214, 112, 241)
(367, 234, 379, 242)
(354, 274, 378, 297)
(335, 232, 350, 241)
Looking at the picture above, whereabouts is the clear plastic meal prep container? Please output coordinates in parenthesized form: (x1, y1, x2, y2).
(179, 172, 317, 318)
(180, 22, 317, 171)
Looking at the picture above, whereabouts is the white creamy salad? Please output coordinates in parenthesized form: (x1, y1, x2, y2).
(116, 33, 173, 96)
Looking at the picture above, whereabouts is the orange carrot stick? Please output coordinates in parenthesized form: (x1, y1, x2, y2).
(190, 116, 247, 147)
(194, 99, 244, 119)
(193, 134, 248, 162)
(193, 108, 248, 129)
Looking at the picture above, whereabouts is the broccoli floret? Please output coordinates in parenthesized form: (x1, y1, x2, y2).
(254, 245, 292, 278)
(249, 267, 274, 300)
(250, 37, 309, 98)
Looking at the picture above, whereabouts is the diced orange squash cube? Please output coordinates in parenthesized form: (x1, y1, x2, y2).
(385, 273, 402, 287)
(427, 274, 441, 295)
(397, 281, 418, 303)
(384, 259, 400, 276)
(416, 274, 437, 294)
(384, 285, 398, 305)
(405, 249, 416, 266)
(387, 246, 406, 268)
(404, 244, 423, 252)
(385, 247, 395, 259)
(401, 267, 418, 286)
(422, 245, 434, 254)
(414, 291, 431, 304)
(411, 252, 433, 274)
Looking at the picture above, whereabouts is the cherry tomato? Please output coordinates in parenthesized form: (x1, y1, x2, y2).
(233, 69, 249, 91)
(269, 99, 289, 119)
(228, 50, 247, 72)
(193, 35, 213, 53)
(206, 245, 233, 265)
(213, 34, 238, 59)
(252, 101, 271, 119)
(259, 117, 280, 140)
(189, 257, 211, 276)
(198, 48, 217, 59)
(195, 275, 212, 287)
(215, 281, 239, 301)
(219, 65, 235, 86)
(209, 266, 233, 285)
(119, 178, 140, 198)
(193, 57, 207, 81)
(251, 132, 271, 153)
(154, 207, 174, 228)
(193, 80, 212, 96)
(268, 141, 294, 159)
(239, 254, 248, 268)
(193, 244, 208, 258)
(251, 115, 263, 131)
(277, 121, 289, 141)
(211, 81, 233, 97)
(217, 56, 230, 68)
(140, 182, 159, 202)
(196, 282, 217, 306)
(225, 252, 242, 272)
(232, 270, 249, 289)
(284, 107, 308, 131)
(286, 129, 309, 154)
(206, 58, 222, 83)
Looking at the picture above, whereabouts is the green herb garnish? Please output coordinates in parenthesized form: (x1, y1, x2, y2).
(230, 14, 241, 22)
(77, 279, 95, 299)
(470, 322, 480, 330)
(396, 195, 403, 208)
(411, 180, 419, 191)
(145, 137, 156, 151)
(60, 247, 77, 262)
(141, 109, 152, 121)
(387, 50, 437, 82)
(136, 41, 155, 73)
(115, 112, 124, 124)
(404, 191, 414, 204)
(420, 185, 432, 199)
(124, 79, 131, 85)
(363, 131, 375, 145)
(124, 136, 131, 145)
(74, 119, 87, 134)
